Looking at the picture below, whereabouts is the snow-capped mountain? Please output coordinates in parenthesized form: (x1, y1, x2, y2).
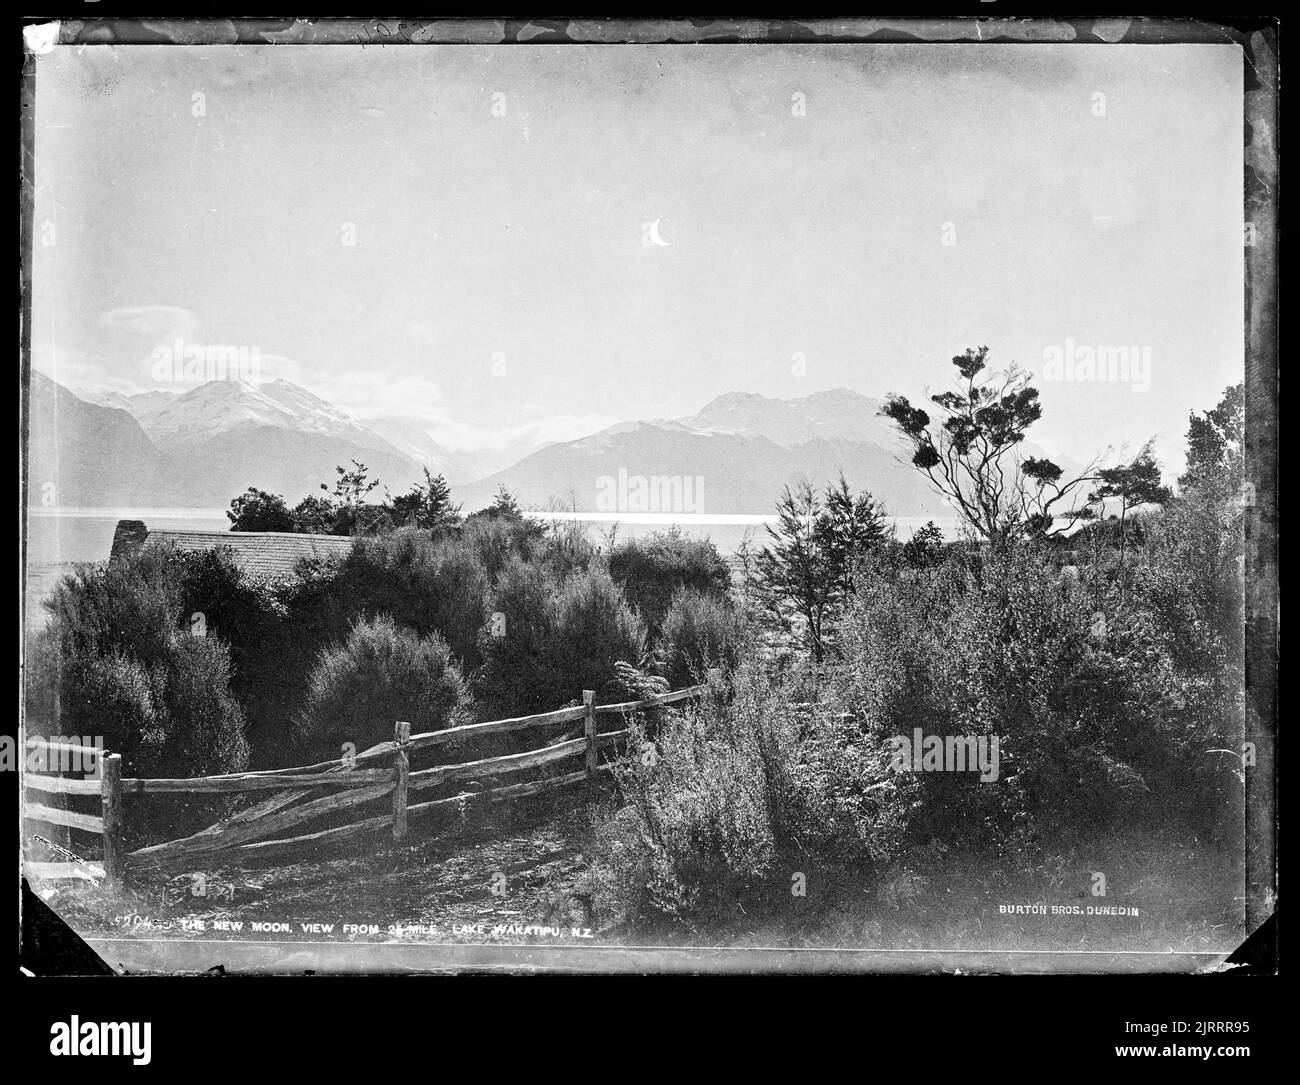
(33, 375, 433, 508)
(78, 380, 471, 483)
(76, 388, 179, 418)
(117, 379, 402, 455)
(29, 376, 1080, 519)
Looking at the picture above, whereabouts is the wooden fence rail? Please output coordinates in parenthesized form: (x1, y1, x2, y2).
(23, 683, 708, 885)
(25, 803, 104, 835)
(124, 769, 394, 795)
(21, 748, 117, 883)
(24, 774, 104, 796)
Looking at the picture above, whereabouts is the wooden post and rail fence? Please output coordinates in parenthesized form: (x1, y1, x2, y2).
(22, 682, 708, 887)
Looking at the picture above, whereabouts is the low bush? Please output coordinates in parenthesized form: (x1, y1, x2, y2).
(831, 534, 1242, 859)
(297, 614, 473, 757)
(657, 587, 745, 689)
(27, 545, 251, 843)
(547, 564, 650, 704)
(461, 510, 547, 583)
(337, 530, 491, 670)
(172, 546, 285, 766)
(30, 546, 250, 780)
(473, 558, 560, 718)
(608, 530, 732, 635)
(587, 659, 908, 927)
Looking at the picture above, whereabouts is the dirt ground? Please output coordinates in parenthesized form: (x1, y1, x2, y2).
(30, 786, 1246, 961)
(34, 790, 604, 945)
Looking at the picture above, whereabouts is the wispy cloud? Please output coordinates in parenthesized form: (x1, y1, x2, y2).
(97, 304, 203, 343)
(308, 371, 446, 420)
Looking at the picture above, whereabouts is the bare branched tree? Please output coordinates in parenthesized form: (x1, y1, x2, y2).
(882, 346, 1102, 550)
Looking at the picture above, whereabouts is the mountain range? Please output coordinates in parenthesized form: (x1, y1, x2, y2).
(32, 375, 433, 508)
(27, 373, 1048, 519)
(455, 389, 950, 515)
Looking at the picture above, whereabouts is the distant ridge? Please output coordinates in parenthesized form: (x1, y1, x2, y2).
(31, 376, 1076, 520)
(456, 388, 948, 516)
(29, 373, 429, 509)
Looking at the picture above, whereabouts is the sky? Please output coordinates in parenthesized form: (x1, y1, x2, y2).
(30, 42, 1244, 474)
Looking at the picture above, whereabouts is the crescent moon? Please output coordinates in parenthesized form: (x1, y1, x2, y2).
(649, 219, 670, 247)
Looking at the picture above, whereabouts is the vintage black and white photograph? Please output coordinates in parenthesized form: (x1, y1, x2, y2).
(19, 17, 1276, 976)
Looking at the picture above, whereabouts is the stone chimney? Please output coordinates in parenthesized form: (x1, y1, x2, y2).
(110, 520, 149, 562)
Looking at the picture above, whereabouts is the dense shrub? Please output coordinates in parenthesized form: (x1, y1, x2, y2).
(476, 561, 648, 717)
(594, 483, 1245, 926)
(596, 669, 782, 923)
(1133, 492, 1243, 675)
(461, 510, 547, 583)
(386, 467, 462, 534)
(334, 529, 492, 670)
(901, 521, 946, 569)
(548, 564, 650, 704)
(27, 546, 251, 845)
(29, 545, 250, 780)
(1064, 511, 1158, 566)
(228, 465, 461, 538)
(41, 649, 160, 768)
(166, 532, 489, 768)
(657, 587, 745, 689)
(145, 637, 252, 779)
(537, 518, 597, 581)
(608, 530, 732, 635)
(297, 614, 473, 757)
(40, 546, 181, 669)
(247, 554, 358, 765)
(831, 535, 1241, 857)
(587, 660, 908, 927)
(172, 547, 286, 765)
(474, 558, 560, 717)
(290, 495, 339, 535)
(227, 487, 296, 532)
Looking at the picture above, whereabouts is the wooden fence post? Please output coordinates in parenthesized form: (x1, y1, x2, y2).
(392, 722, 410, 842)
(100, 753, 123, 887)
(583, 691, 598, 780)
